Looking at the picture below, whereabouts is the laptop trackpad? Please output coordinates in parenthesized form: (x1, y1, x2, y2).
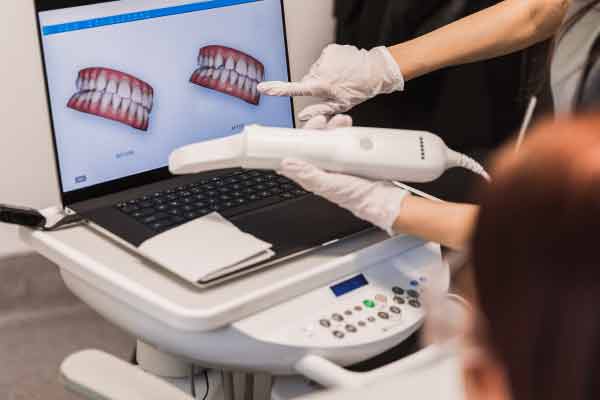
(230, 195, 372, 256)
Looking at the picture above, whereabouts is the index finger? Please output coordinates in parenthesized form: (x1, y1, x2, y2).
(258, 80, 328, 98)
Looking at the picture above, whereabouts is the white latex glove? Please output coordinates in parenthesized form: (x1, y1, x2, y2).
(259, 44, 405, 121)
(279, 159, 410, 236)
(302, 114, 354, 129)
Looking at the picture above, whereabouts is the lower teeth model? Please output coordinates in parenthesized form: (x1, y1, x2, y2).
(67, 67, 154, 131)
(190, 46, 265, 106)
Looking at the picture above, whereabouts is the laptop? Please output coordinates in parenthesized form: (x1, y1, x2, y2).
(34, 0, 371, 287)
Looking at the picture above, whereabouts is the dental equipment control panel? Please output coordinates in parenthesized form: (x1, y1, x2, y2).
(306, 276, 424, 342)
(252, 244, 440, 354)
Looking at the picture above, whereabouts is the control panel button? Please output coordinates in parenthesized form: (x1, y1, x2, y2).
(407, 290, 420, 299)
(363, 300, 376, 308)
(344, 310, 353, 316)
(392, 287, 405, 296)
(358, 321, 366, 327)
(346, 325, 357, 333)
(332, 313, 344, 322)
(390, 306, 402, 314)
(393, 296, 406, 305)
(410, 280, 419, 287)
(354, 306, 363, 312)
(320, 319, 331, 328)
(368, 317, 376, 323)
(375, 294, 388, 303)
(378, 312, 390, 320)
(409, 300, 422, 308)
(333, 331, 345, 339)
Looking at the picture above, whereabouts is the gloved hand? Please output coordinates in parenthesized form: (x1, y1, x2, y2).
(259, 44, 405, 121)
(279, 159, 410, 236)
(302, 114, 354, 129)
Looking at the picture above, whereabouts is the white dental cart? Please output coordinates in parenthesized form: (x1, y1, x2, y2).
(20, 221, 453, 399)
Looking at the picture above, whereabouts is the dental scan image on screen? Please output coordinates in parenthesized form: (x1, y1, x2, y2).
(190, 45, 265, 105)
(67, 67, 155, 131)
(37, 0, 293, 193)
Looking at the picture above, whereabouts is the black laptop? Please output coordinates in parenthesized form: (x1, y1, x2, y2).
(34, 0, 371, 286)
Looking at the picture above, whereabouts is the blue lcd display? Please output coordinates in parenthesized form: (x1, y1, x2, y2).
(330, 274, 369, 297)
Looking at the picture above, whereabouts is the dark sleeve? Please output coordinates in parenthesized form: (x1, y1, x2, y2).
(334, 0, 362, 22)
(391, 0, 469, 38)
(577, 36, 600, 111)
(334, 0, 465, 48)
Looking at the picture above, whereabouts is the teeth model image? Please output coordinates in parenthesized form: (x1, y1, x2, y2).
(67, 67, 154, 131)
(190, 46, 265, 106)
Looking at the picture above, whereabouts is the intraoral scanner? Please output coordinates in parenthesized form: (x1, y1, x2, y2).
(170, 125, 491, 182)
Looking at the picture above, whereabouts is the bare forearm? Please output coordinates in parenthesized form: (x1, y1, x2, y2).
(393, 196, 479, 250)
(390, 0, 570, 80)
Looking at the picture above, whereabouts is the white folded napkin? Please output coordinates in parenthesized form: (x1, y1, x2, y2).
(139, 213, 274, 284)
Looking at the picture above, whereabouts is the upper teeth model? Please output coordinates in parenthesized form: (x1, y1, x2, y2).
(67, 67, 154, 131)
(190, 46, 265, 106)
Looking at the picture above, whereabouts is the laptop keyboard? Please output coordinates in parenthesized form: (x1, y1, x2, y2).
(115, 170, 309, 233)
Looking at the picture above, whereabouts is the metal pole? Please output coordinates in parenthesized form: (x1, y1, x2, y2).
(222, 370, 235, 400)
(244, 373, 255, 400)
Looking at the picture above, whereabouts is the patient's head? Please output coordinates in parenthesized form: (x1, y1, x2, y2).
(467, 114, 600, 400)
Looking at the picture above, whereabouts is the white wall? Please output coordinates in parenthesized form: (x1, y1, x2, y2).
(283, 0, 337, 114)
(0, 0, 335, 258)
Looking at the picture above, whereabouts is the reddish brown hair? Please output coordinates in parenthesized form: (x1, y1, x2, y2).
(472, 114, 600, 400)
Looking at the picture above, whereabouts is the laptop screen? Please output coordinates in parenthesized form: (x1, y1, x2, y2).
(35, 0, 294, 201)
